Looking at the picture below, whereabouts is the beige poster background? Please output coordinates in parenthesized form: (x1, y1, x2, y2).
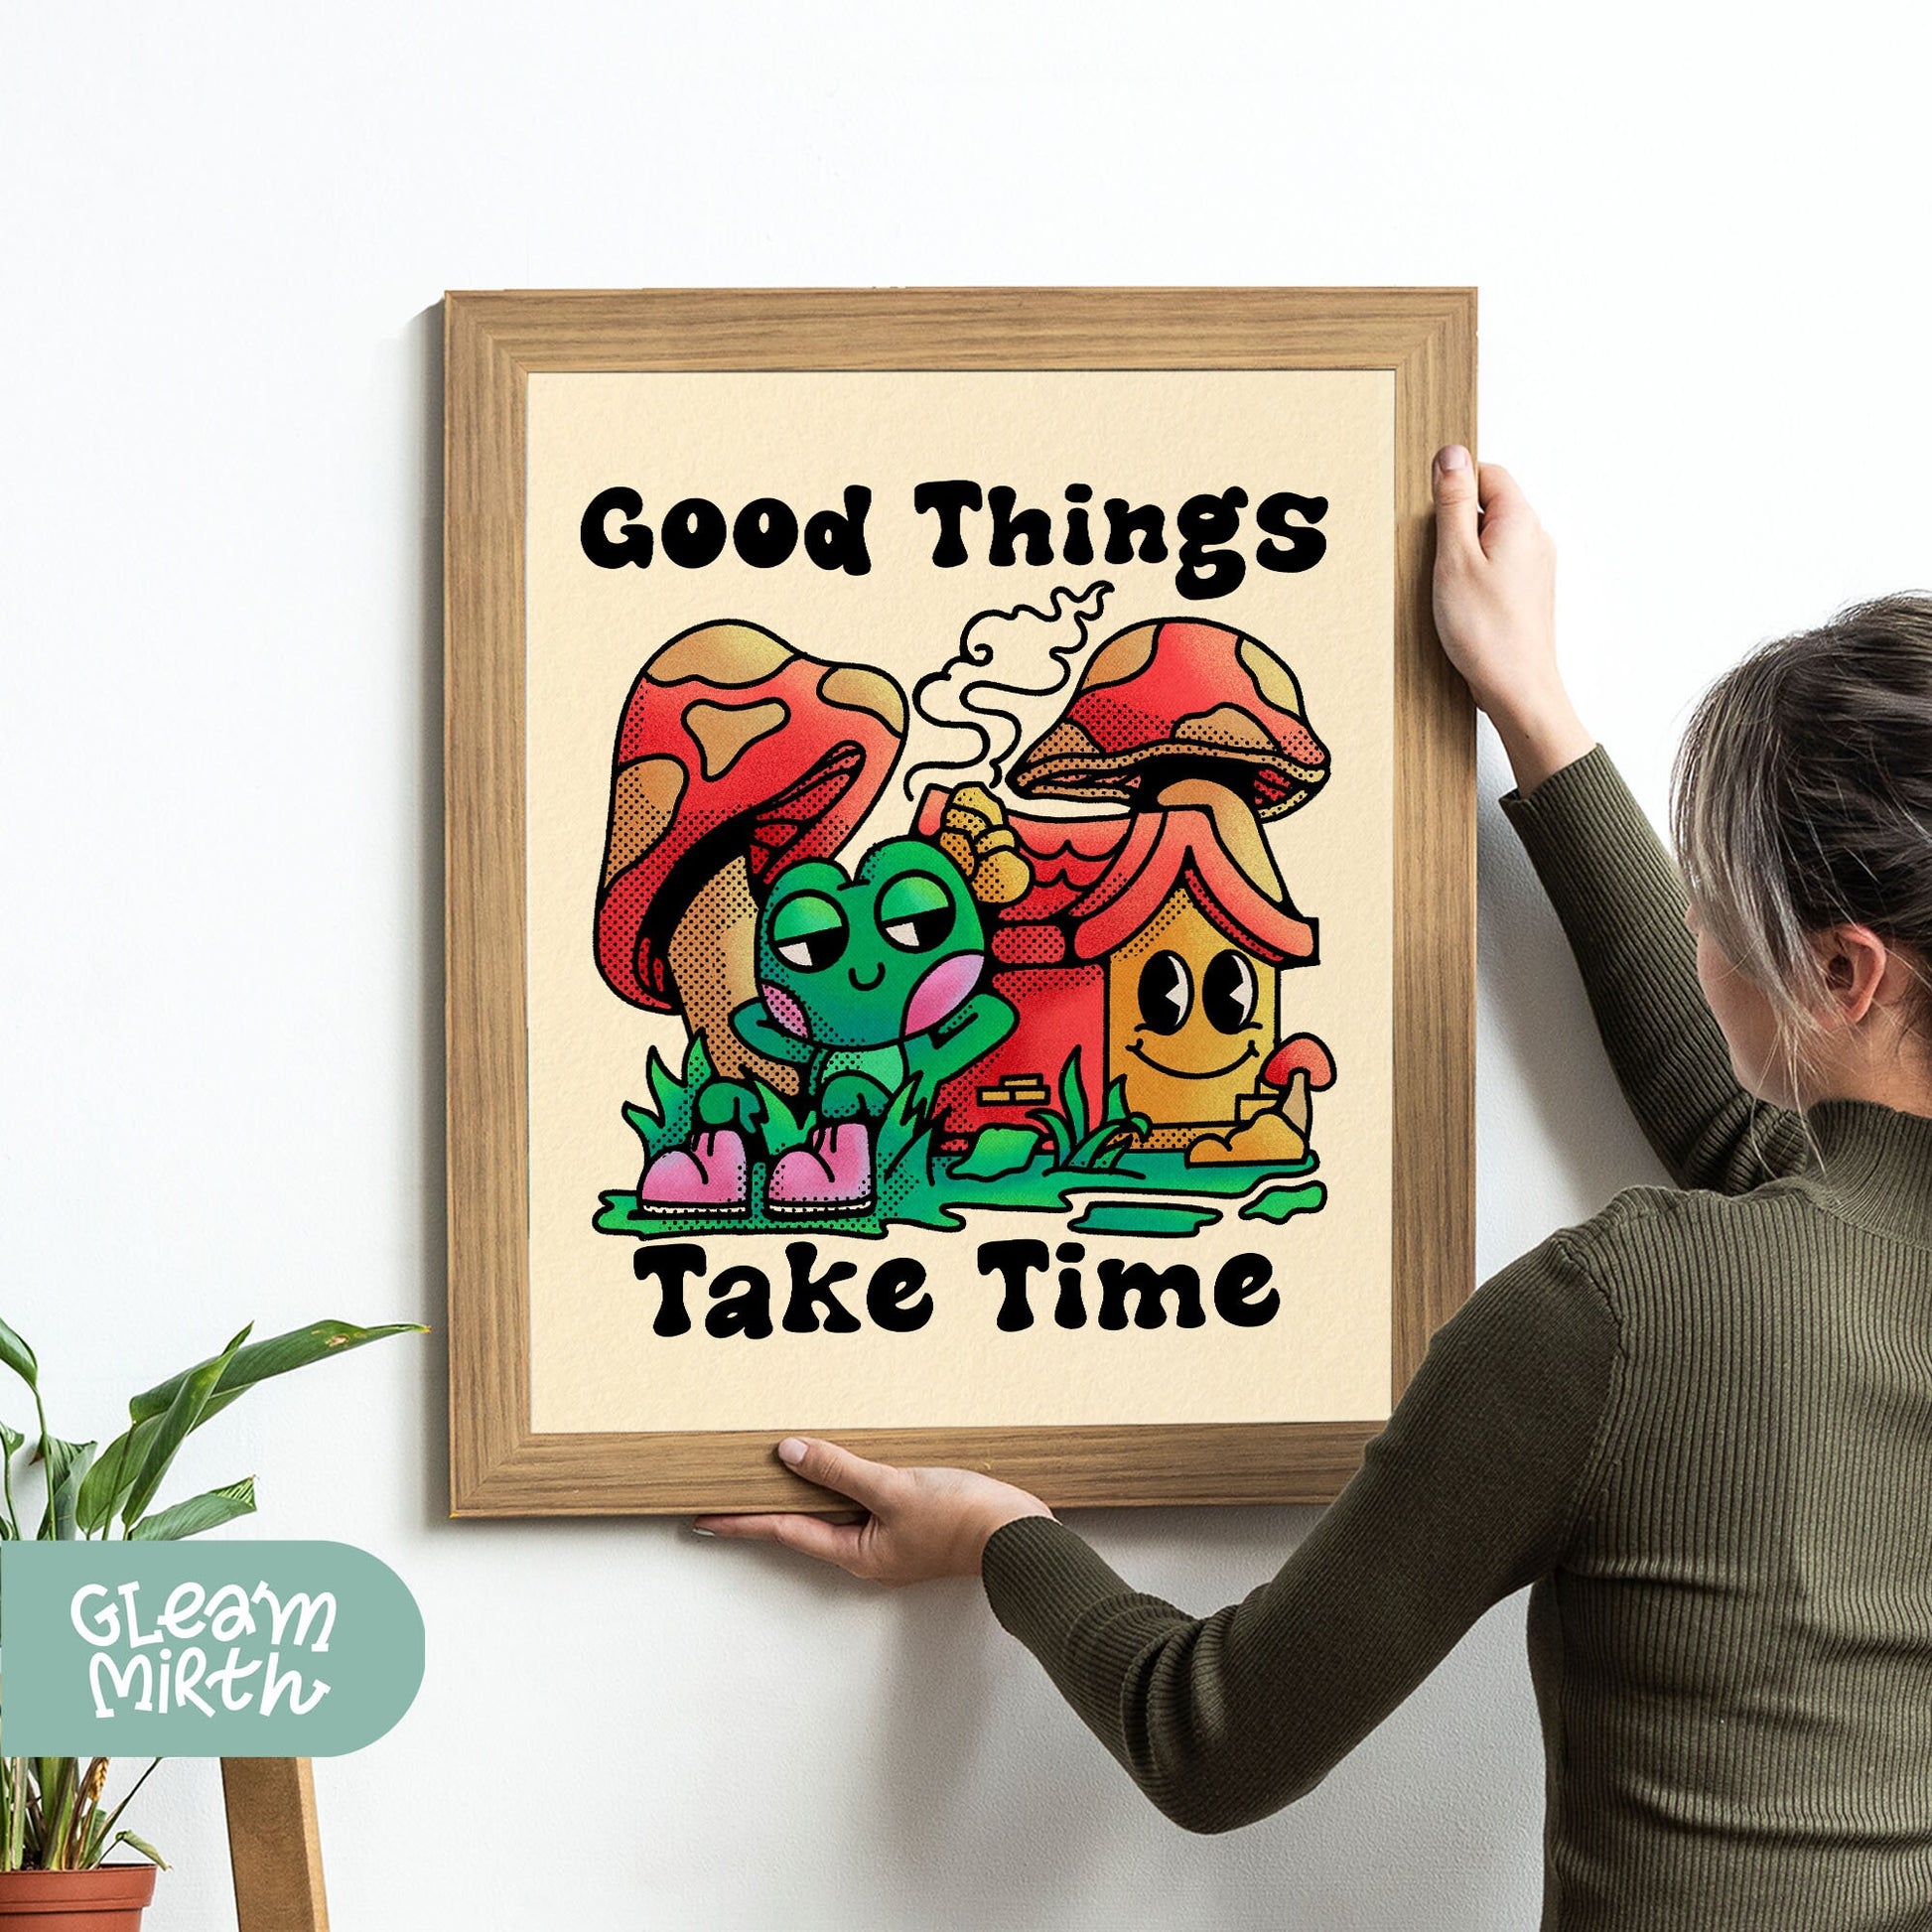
(524, 369, 1394, 1432)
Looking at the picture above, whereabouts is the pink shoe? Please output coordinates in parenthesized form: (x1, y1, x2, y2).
(766, 1124, 874, 1216)
(638, 1130, 749, 1214)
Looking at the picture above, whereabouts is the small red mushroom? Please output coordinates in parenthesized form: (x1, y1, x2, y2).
(594, 621, 906, 1087)
(1261, 1033, 1336, 1136)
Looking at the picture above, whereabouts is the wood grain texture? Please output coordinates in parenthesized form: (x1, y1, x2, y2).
(1388, 293, 1479, 1397)
(444, 294, 530, 1516)
(222, 1758, 329, 1932)
(444, 287, 1476, 1516)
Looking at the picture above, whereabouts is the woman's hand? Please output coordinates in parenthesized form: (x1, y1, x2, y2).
(1432, 447, 1594, 793)
(692, 1436, 1054, 1586)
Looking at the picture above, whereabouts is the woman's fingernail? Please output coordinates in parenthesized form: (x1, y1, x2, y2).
(1439, 445, 1470, 472)
(689, 1523, 718, 1538)
(777, 1437, 808, 1466)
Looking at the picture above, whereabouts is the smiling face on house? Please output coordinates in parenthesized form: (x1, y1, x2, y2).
(1106, 888, 1278, 1134)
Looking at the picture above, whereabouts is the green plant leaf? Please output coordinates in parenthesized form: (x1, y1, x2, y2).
(127, 1476, 256, 1541)
(879, 1109, 936, 1191)
(644, 1046, 682, 1123)
(1058, 1047, 1088, 1144)
(89, 1759, 162, 1858)
(128, 1319, 427, 1428)
(110, 1830, 169, 1870)
(752, 1079, 807, 1158)
(623, 1035, 718, 1159)
(1089, 1109, 1152, 1171)
(38, 1758, 75, 1871)
(1027, 1109, 1072, 1165)
(683, 1031, 714, 1089)
(37, 1437, 96, 1542)
(870, 1081, 908, 1173)
(76, 1418, 159, 1539)
(1066, 1123, 1135, 1170)
(0, 1317, 39, 1396)
(0, 1418, 22, 1540)
(117, 1325, 253, 1532)
(651, 1035, 711, 1124)
(0, 1320, 50, 1488)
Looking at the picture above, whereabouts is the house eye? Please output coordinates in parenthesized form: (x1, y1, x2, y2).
(770, 893, 848, 971)
(1202, 950, 1259, 1034)
(1137, 951, 1192, 1035)
(878, 872, 956, 952)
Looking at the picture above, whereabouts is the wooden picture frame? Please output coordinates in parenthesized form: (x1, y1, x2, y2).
(445, 287, 1476, 1517)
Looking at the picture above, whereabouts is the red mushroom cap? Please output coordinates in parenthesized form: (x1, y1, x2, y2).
(1008, 620, 1329, 822)
(595, 621, 905, 1013)
(1262, 1034, 1336, 1090)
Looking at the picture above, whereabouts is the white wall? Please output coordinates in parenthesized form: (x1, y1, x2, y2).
(6, 4, 1928, 1926)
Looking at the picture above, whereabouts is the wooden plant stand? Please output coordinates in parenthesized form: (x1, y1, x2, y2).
(220, 1760, 329, 1932)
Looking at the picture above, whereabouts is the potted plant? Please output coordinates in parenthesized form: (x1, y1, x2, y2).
(0, 1311, 423, 1927)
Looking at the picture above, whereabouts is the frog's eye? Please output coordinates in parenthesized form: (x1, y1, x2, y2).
(770, 893, 848, 971)
(878, 871, 957, 952)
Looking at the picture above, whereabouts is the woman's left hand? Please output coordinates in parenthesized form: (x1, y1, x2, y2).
(693, 1436, 1053, 1586)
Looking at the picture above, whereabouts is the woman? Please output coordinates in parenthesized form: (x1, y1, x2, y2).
(696, 451, 1932, 1928)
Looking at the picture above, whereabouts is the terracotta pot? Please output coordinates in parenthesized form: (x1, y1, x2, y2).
(0, 1866, 157, 1929)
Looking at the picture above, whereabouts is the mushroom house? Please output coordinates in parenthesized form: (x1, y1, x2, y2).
(917, 617, 1338, 1163)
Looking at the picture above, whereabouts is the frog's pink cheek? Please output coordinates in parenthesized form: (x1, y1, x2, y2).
(903, 953, 984, 1036)
(761, 983, 811, 1038)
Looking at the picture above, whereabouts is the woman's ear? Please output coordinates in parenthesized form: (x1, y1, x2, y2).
(1817, 921, 1896, 1028)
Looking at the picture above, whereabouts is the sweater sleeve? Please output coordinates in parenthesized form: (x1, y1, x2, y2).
(980, 1232, 1620, 1834)
(1497, 742, 1809, 1191)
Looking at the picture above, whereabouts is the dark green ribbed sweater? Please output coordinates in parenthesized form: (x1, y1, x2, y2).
(982, 743, 1932, 1929)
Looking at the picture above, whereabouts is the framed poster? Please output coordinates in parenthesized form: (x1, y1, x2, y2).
(445, 288, 1475, 1516)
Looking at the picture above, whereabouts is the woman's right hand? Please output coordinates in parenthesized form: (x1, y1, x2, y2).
(1431, 448, 1595, 793)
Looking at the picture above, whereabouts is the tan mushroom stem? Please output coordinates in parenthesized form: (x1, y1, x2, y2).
(664, 859, 799, 1094)
(1282, 1067, 1311, 1136)
(1153, 776, 1283, 899)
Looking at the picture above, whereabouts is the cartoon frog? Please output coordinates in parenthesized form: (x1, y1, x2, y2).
(636, 839, 1016, 1217)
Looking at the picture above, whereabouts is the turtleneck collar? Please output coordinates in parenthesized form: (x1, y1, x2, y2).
(1804, 1097, 1932, 1248)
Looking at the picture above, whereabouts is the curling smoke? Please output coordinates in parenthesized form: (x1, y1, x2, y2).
(900, 581, 1113, 811)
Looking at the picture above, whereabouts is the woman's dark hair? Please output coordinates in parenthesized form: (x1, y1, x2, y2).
(1670, 594, 1932, 1102)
